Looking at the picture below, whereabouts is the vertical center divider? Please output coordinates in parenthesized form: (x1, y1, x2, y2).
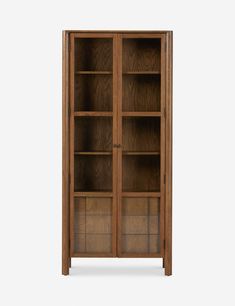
(116, 34, 123, 256)
(112, 34, 119, 256)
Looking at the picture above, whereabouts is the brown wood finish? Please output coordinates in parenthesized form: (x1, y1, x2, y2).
(62, 30, 173, 275)
(69, 34, 75, 259)
(110, 33, 119, 257)
(160, 34, 166, 262)
(116, 34, 122, 257)
(122, 117, 160, 152)
(121, 197, 160, 254)
(74, 74, 112, 111)
(74, 155, 112, 191)
(123, 38, 161, 72)
(122, 112, 161, 116)
(122, 74, 161, 112)
(164, 31, 173, 276)
(74, 38, 112, 71)
(122, 155, 160, 192)
(74, 117, 112, 152)
(62, 31, 70, 275)
(74, 192, 113, 197)
(73, 197, 113, 254)
(74, 111, 113, 116)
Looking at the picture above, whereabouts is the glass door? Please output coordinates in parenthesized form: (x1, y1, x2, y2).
(118, 34, 165, 257)
(70, 34, 117, 256)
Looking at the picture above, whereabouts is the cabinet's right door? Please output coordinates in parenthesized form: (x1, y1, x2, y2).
(117, 34, 166, 257)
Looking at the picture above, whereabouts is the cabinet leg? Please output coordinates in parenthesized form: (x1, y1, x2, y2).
(62, 265, 69, 275)
(164, 257, 172, 276)
(62, 256, 70, 275)
(68, 257, 71, 268)
(162, 258, 165, 268)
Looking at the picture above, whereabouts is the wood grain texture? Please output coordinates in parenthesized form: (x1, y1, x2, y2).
(69, 34, 75, 258)
(123, 39, 161, 72)
(74, 197, 112, 215)
(123, 151, 160, 155)
(112, 34, 119, 256)
(75, 75, 112, 111)
(76, 71, 112, 74)
(164, 31, 173, 276)
(116, 34, 123, 257)
(74, 152, 112, 155)
(122, 192, 160, 197)
(74, 112, 113, 116)
(75, 38, 112, 71)
(160, 34, 166, 267)
(74, 155, 112, 191)
(74, 234, 112, 253)
(62, 31, 70, 275)
(121, 234, 160, 254)
(122, 155, 160, 192)
(74, 117, 112, 152)
(122, 75, 161, 111)
(122, 117, 160, 152)
(122, 197, 160, 215)
(123, 71, 160, 75)
(74, 192, 113, 197)
(122, 112, 161, 116)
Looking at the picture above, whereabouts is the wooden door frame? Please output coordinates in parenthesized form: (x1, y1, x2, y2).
(62, 33, 119, 273)
(70, 32, 118, 258)
(116, 33, 169, 261)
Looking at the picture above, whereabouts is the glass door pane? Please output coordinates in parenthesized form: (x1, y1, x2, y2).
(119, 36, 163, 256)
(121, 197, 160, 253)
(71, 35, 115, 256)
(74, 197, 112, 253)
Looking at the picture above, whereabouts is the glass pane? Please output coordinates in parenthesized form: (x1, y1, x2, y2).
(121, 197, 160, 254)
(74, 117, 112, 152)
(122, 117, 161, 192)
(74, 197, 112, 253)
(75, 38, 113, 71)
(74, 38, 113, 112)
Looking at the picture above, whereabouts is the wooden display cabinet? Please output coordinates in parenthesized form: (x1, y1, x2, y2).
(62, 31, 173, 275)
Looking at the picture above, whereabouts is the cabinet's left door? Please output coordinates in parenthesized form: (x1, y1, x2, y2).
(68, 33, 118, 258)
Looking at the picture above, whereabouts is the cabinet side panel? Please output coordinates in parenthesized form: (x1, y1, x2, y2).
(62, 31, 70, 275)
(164, 31, 173, 276)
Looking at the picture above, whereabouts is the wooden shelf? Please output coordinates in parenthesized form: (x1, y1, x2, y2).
(122, 192, 161, 198)
(74, 112, 113, 117)
(74, 151, 112, 155)
(123, 71, 160, 75)
(123, 151, 160, 155)
(75, 151, 160, 156)
(74, 192, 113, 197)
(75, 71, 112, 75)
(122, 112, 161, 117)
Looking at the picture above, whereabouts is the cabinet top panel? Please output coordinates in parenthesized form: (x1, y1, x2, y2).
(63, 30, 173, 34)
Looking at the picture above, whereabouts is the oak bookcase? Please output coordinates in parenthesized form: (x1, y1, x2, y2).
(62, 31, 173, 275)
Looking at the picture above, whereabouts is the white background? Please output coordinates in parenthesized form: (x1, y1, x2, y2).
(0, 0, 235, 305)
